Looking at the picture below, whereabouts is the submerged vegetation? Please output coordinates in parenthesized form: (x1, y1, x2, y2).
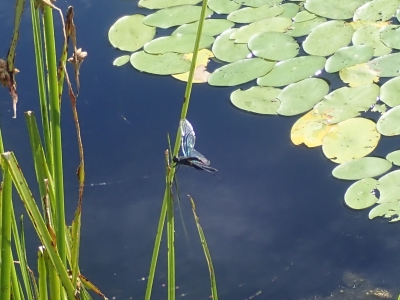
(109, 0, 400, 222)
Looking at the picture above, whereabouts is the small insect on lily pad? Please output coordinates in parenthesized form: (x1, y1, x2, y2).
(108, 15, 156, 52)
(332, 157, 392, 180)
(322, 118, 380, 164)
(230, 86, 281, 114)
(344, 178, 379, 210)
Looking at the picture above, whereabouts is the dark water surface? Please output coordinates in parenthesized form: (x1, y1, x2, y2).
(1, 1, 400, 299)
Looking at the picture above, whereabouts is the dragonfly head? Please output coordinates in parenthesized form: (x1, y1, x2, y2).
(172, 156, 179, 163)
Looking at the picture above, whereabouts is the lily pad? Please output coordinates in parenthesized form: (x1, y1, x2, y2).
(212, 28, 251, 62)
(232, 0, 282, 7)
(339, 64, 379, 87)
(325, 45, 374, 73)
(144, 33, 214, 54)
(230, 17, 292, 43)
(368, 53, 400, 77)
(138, 0, 201, 9)
(322, 118, 380, 163)
(369, 201, 400, 221)
(303, 20, 354, 56)
(227, 4, 284, 23)
(230, 86, 281, 114)
(332, 157, 391, 180)
(293, 10, 317, 22)
(386, 150, 400, 166)
(352, 24, 392, 57)
(353, 0, 400, 22)
(257, 56, 326, 87)
(143, 6, 213, 29)
(287, 17, 326, 37)
(379, 25, 400, 49)
(380, 77, 400, 107)
(208, 58, 275, 86)
(130, 51, 190, 75)
(377, 105, 400, 136)
(172, 49, 214, 82)
(290, 110, 333, 147)
(304, 0, 367, 20)
(173, 19, 234, 36)
(279, 3, 300, 18)
(314, 84, 379, 124)
(277, 78, 329, 116)
(248, 32, 299, 60)
(377, 170, 400, 203)
(113, 55, 130, 66)
(108, 15, 156, 51)
(344, 178, 379, 210)
(208, 0, 241, 14)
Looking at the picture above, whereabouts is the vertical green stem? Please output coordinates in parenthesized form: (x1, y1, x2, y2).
(167, 190, 175, 300)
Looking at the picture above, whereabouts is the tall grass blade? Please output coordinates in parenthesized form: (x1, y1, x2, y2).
(38, 247, 48, 300)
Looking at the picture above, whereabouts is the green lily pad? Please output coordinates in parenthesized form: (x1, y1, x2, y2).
(322, 118, 380, 163)
(325, 45, 374, 73)
(377, 170, 400, 203)
(305, 0, 366, 20)
(314, 84, 379, 124)
(113, 55, 130, 66)
(293, 10, 317, 22)
(130, 51, 190, 75)
(333, 157, 391, 180)
(227, 4, 284, 23)
(377, 105, 400, 136)
(344, 178, 379, 209)
(230, 17, 292, 43)
(339, 64, 379, 87)
(230, 86, 281, 114)
(173, 19, 234, 36)
(257, 56, 326, 87)
(303, 20, 354, 56)
(380, 25, 400, 49)
(386, 150, 400, 166)
(248, 32, 299, 60)
(208, 58, 275, 86)
(208, 0, 241, 14)
(232, 0, 282, 7)
(353, 0, 400, 22)
(277, 78, 329, 116)
(279, 3, 300, 18)
(369, 202, 400, 222)
(380, 77, 400, 107)
(143, 6, 213, 29)
(138, 0, 201, 9)
(144, 34, 214, 54)
(287, 17, 326, 37)
(212, 28, 251, 63)
(108, 15, 156, 51)
(368, 53, 400, 77)
(352, 24, 392, 57)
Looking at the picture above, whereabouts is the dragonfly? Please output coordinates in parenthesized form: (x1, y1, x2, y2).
(173, 119, 218, 176)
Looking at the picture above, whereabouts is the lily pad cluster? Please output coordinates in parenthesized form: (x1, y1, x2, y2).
(108, 0, 400, 222)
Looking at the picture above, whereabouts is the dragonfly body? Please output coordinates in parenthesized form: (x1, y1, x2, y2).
(173, 119, 218, 176)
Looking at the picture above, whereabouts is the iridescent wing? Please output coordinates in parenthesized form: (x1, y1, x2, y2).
(190, 148, 210, 166)
(180, 119, 196, 157)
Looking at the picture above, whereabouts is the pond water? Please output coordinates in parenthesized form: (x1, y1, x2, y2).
(1, 0, 400, 299)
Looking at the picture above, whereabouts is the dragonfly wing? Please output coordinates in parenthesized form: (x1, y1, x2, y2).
(190, 148, 210, 165)
(180, 119, 196, 157)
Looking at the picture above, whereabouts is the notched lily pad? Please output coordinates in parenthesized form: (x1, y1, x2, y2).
(230, 86, 281, 114)
(345, 178, 379, 210)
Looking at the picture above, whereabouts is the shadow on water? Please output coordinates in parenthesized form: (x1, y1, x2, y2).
(1, 0, 399, 299)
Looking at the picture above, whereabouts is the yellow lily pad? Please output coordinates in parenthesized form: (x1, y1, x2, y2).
(172, 49, 214, 83)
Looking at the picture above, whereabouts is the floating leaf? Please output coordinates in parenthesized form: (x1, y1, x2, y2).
(303, 20, 354, 56)
(230, 17, 292, 43)
(293, 10, 317, 22)
(353, 0, 400, 22)
(257, 56, 326, 87)
(212, 28, 251, 63)
(248, 32, 299, 60)
(173, 19, 234, 36)
(315, 84, 379, 124)
(322, 118, 380, 163)
(138, 0, 201, 9)
(227, 5, 284, 23)
(379, 25, 400, 49)
(339, 64, 379, 87)
(368, 53, 400, 77)
(108, 15, 156, 51)
(277, 78, 329, 116)
(304, 0, 366, 20)
(208, 58, 275, 86)
(377, 170, 400, 203)
(344, 178, 379, 210)
(144, 33, 214, 54)
(333, 157, 391, 180)
(386, 150, 400, 166)
(208, 0, 241, 14)
(279, 3, 300, 18)
(352, 24, 392, 56)
(230, 86, 281, 114)
(172, 49, 214, 82)
(325, 45, 374, 73)
(380, 77, 400, 107)
(143, 6, 213, 29)
(287, 17, 326, 37)
(130, 51, 190, 75)
(290, 110, 333, 147)
(113, 55, 130, 66)
(232, 0, 282, 7)
(369, 202, 400, 221)
(376, 105, 400, 136)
